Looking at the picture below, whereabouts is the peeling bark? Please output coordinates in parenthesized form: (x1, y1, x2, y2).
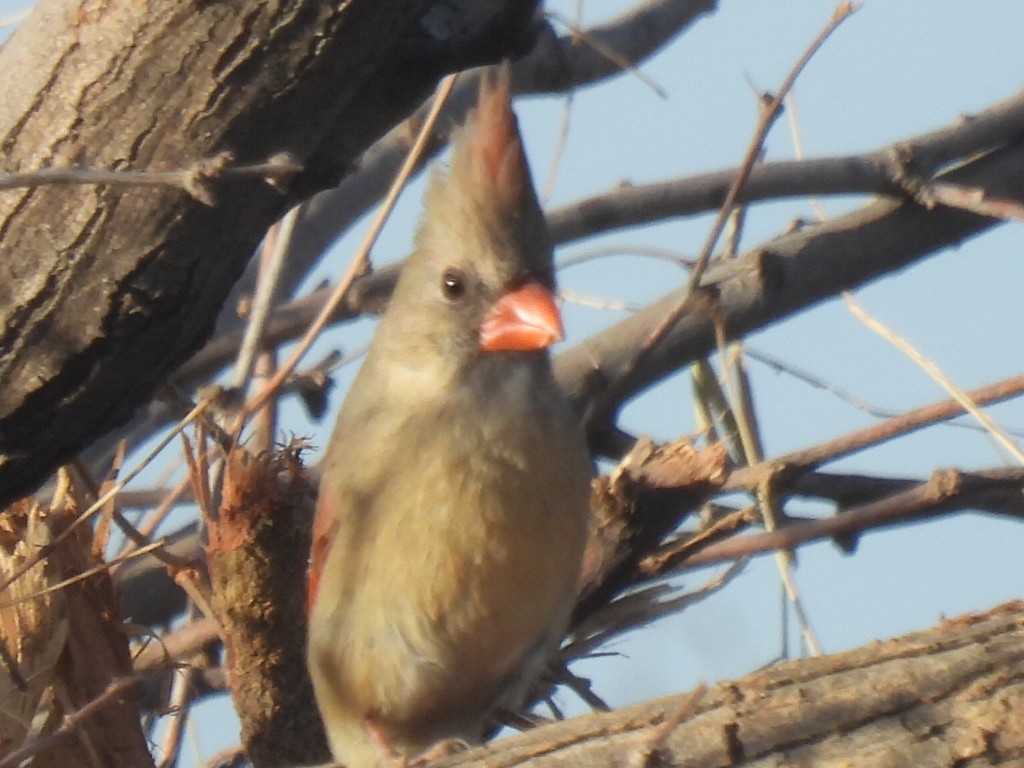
(206, 445, 323, 767)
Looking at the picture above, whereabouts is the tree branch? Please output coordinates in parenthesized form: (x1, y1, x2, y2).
(559, 137, 1024, 449)
(163, 89, 1024, 448)
(428, 602, 1024, 768)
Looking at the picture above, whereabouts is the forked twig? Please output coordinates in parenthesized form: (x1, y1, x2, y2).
(588, 2, 859, 427)
(243, 74, 459, 418)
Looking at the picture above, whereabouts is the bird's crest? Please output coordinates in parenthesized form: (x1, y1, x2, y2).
(459, 66, 532, 210)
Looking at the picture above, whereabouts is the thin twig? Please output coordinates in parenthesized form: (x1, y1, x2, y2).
(685, 468, 1021, 569)
(925, 181, 1024, 220)
(0, 539, 167, 609)
(0, 397, 213, 595)
(539, 0, 581, 202)
(0, 155, 302, 200)
(231, 204, 302, 391)
(844, 293, 1024, 466)
(683, 0, 857, 316)
(133, 617, 222, 673)
(199, 746, 248, 768)
(130, 478, 192, 542)
(546, 11, 668, 99)
(588, 2, 858, 425)
(242, 73, 458, 417)
(706, 197, 823, 655)
(558, 244, 694, 271)
(784, 92, 830, 222)
(628, 684, 707, 768)
(745, 352, 1024, 436)
(724, 372, 1024, 491)
(70, 458, 195, 572)
(157, 665, 196, 768)
(0, 675, 146, 768)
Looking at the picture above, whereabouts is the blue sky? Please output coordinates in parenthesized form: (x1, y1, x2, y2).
(3, 0, 1022, 762)
(298, 0, 1024, 750)
(526, 0, 1024, 704)
(333, 0, 1024, 725)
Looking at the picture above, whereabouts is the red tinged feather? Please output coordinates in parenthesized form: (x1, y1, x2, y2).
(466, 69, 533, 211)
(306, 66, 592, 768)
(306, 490, 337, 614)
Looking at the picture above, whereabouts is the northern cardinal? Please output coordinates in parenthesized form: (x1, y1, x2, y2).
(306, 70, 592, 768)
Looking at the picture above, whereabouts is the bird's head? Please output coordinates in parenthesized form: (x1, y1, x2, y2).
(382, 68, 563, 377)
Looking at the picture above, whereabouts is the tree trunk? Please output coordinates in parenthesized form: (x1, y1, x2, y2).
(0, 0, 472, 504)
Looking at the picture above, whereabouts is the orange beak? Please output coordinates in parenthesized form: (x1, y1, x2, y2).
(478, 281, 564, 352)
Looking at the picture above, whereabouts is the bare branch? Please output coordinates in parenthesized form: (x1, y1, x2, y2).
(724, 372, 1024, 490)
(558, 137, 1024, 448)
(431, 603, 1024, 768)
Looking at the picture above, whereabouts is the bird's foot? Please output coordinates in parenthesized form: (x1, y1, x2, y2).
(405, 738, 470, 767)
(366, 717, 403, 761)
(366, 718, 467, 768)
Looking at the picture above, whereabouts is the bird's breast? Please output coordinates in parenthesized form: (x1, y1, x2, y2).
(339, 368, 590, 734)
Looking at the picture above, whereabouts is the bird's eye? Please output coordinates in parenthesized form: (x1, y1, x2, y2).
(441, 268, 467, 301)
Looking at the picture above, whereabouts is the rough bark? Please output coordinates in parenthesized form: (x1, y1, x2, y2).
(0, 492, 154, 768)
(556, 137, 1024, 443)
(431, 601, 1024, 768)
(0, 0, 542, 506)
(206, 446, 324, 767)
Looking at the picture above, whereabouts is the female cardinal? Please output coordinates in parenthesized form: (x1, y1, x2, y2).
(306, 70, 592, 768)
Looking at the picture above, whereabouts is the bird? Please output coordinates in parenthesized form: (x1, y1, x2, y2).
(306, 68, 593, 768)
